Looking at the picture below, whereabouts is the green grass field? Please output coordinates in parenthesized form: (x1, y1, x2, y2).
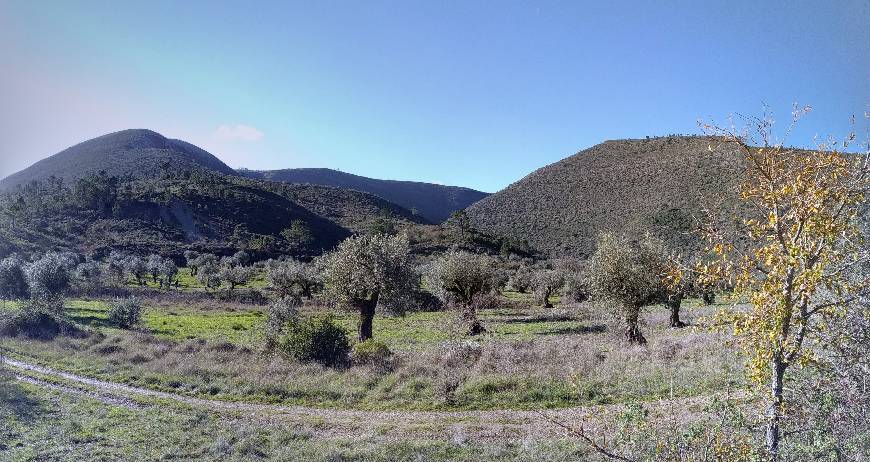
(1, 292, 741, 413)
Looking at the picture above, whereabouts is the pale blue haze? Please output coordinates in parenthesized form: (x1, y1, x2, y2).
(1, 0, 867, 192)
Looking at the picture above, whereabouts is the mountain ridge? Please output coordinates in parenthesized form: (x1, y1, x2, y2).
(238, 167, 489, 223)
(0, 129, 238, 190)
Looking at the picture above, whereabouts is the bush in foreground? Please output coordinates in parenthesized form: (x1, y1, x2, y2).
(0, 296, 77, 339)
(0, 256, 28, 300)
(279, 315, 350, 367)
(352, 339, 393, 370)
(107, 296, 143, 329)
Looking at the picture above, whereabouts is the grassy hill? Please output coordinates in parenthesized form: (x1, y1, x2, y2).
(465, 136, 749, 257)
(0, 129, 237, 191)
(239, 168, 490, 223)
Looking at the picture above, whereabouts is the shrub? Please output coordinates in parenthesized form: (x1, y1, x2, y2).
(0, 256, 28, 300)
(264, 295, 301, 349)
(278, 315, 350, 367)
(352, 339, 393, 370)
(212, 288, 267, 305)
(107, 296, 143, 329)
(1, 296, 75, 339)
(436, 341, 483, 404)
(25, 252, 72, 299)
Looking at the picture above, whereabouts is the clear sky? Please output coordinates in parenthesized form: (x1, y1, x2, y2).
(1, 1, 867, 192)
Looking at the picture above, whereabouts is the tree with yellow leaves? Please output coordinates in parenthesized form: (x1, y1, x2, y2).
(696, 107, 870, 461)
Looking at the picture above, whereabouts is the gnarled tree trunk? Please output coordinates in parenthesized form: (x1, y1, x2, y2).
(625, 310, 646, 344)
(357, 293, 379, 342)
(543, 288, 553, 308)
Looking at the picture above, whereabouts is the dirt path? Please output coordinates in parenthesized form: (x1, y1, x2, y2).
(2, 356, 718, 441)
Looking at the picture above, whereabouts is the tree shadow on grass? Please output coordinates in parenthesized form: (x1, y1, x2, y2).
(69, 307, 115, 329)
(539, 324, 607, 336)
(501, 314, 578, 324)
(0, 369, 42, 423)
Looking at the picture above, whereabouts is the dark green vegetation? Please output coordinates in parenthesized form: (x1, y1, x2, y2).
(0, 129, 503, 260)
(466, 136, 749, 257)
(0, 129, 237, 191)
(0, 170, 350, 259)
(269, 182, 426, 232)
(239, 167, 490, 223)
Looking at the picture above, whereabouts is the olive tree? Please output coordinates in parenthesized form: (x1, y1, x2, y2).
(159, 259, 178, 289)
(106, 251, 128, 285)
(508, 265, 534, 293)
(219, 259, 253, 292)
(267, 259, 320, 299)
(125, 256, 148, 286)
(320, 233, 415, 342)
(0, 256, 28, 300)
(424, 250, 498, 335)
(73, 260, 103, 294)
(25, 252, 73, 300)
(146, 254, 163, 283)
(188, 253, 217, 277)
(532, 269, 565, 308)
(587, 233, 666, 344)
(183, 250, 200, 275)
(197, 260, 222, 291)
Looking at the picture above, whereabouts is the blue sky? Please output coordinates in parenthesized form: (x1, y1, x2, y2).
(1, 1, 867, 192)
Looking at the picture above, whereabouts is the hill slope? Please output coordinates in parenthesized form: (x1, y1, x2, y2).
(261, 182, 428, 233)
(0, 172, 350, 259)
(465, 136, 748, 257)
(0, 129, 236, 190)
(239, 168, 489, 223)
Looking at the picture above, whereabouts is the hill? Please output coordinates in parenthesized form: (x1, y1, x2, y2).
(259, 181, 428, 233)
(0, 129, 237, 191)
(465, 136, 749, 257)
(238, 168, 489, 223)
(0, 171, 350, 259)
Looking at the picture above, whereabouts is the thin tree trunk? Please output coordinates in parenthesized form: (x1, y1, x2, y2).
(357, 294, 379, 342)
(668, 293, 685, 328)
(766, 357, 787, 462)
